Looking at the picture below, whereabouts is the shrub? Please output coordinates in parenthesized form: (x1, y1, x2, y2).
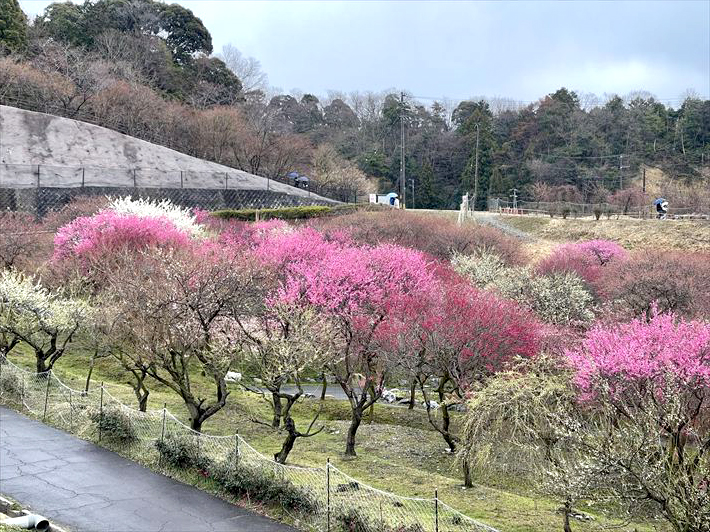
(597, 251, 710, 320)
(451, 251, 507, 287)
(453, 253, 595, 326)
(89, 406, 137, 443)
(0, 367, 23, 400)
(336, 509, 425, 532)
(499, 270, 595, 326)
(155, 434, 211, 470)
(211, 460, 317, 514)
(0, 212, 40, 270)
(212, 206, 333, 221)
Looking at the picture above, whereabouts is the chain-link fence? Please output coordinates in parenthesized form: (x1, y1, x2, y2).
(0, 162, 338, 217)
(0, 355, 498, 532)
(487, 197, 709, 220)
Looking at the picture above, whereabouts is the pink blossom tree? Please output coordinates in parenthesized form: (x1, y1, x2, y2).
(566, 311, 710, 530)
(260, 228, 439, 456)
(537, 239, 627, 286)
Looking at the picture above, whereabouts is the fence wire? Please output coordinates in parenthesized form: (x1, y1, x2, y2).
(0, 356, 498, 532)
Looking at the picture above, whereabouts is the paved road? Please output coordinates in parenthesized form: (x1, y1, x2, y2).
(0, 407, 297, 532)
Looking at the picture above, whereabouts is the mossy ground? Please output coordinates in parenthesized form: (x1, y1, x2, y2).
(5, 343, 669, 532)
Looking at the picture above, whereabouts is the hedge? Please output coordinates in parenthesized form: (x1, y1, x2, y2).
(212, 206, 333, 221)
(211, 204, 376, 222)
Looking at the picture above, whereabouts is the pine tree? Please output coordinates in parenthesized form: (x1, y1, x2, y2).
(0, 0, 28, 53)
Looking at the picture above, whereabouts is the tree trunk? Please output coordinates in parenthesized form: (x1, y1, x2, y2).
(36, 355, 48, 374)
(408, 381, 416, 410)
(463, 458, 473, 488)
(188, 404, 204, 432)
(272, 392, 282, 428)
(130, 368, 150, 412)
(439, 391, 455, 452)
(274, 417, 298, 464)
(85, 354, 96, 393)
(186, 402, 206, 432)
(345, 407, 363, 457)
(320, 373, 328, 400)
(563, 500, 573, 532)
(138, 391, 149, 413)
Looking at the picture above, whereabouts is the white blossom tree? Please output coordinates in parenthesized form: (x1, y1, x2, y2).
(238, 305, 334, 464)
(0, 269, 92, 373)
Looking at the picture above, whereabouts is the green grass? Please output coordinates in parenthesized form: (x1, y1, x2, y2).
(5, 343, 670, 532)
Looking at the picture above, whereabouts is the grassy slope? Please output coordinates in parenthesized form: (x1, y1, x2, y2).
(6, 343, 668, 532)
(498, 215, 710, 252)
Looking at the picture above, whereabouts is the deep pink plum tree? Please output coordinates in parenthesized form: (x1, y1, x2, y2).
(260, 228, 440, 456)
(537, 239, 627, 286)
(392, 274, 541, 484)
(566, 311, 710, 530)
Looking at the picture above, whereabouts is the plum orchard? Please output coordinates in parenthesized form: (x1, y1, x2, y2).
(40, 199, 543, 465)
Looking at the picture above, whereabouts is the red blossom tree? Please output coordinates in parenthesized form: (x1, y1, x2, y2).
(391, 273, 542, 484)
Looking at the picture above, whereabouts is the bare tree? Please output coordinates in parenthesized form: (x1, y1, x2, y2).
(238, 305, 332, 463)
(217, 43, 268, 94)
(107, 248, 266, 431)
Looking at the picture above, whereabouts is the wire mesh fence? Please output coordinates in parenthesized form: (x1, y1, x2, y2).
(0, 355, 498, 532)
(487, 197, 709, 220)
(0, 162, 338, 217)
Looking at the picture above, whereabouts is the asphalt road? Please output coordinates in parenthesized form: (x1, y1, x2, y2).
(0, 407, 297, 532)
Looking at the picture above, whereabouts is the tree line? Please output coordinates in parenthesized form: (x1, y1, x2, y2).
(1, 0, 708, 208)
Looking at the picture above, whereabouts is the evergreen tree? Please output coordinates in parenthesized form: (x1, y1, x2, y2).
(418, 161, 437, 209)
(0, 0, 28, 53)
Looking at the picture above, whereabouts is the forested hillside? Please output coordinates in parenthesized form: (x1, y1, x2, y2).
(1, 0, 708, 208)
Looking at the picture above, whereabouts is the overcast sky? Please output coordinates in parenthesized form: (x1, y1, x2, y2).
(19, 0, 710, 105)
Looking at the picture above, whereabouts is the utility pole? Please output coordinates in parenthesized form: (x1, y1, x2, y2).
(642, 167, 646, 193)
(510, 188, 519, 212)
(619, 154, 629, 189)
(400, 92, 406, 208)
(472, 122, 480, 212)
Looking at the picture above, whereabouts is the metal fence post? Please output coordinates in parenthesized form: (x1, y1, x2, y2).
(159, 403, 167, 466)
(180, 170, 184, 189)
(234, 430, 239, 469)
(42, 370, 51, 422)
(98, 382, 104, 443)
(160, 403, 167, 440)
(225, 172, 229, 190)
(20, 373, 25, 406)
(81, 167, 85, 188)
(69, 389, 73, 432)
(36, 165, 40, 187)
(326, 458, 331, 532)
(133, 169, 137, 188)
(434, 489, 439, 532)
